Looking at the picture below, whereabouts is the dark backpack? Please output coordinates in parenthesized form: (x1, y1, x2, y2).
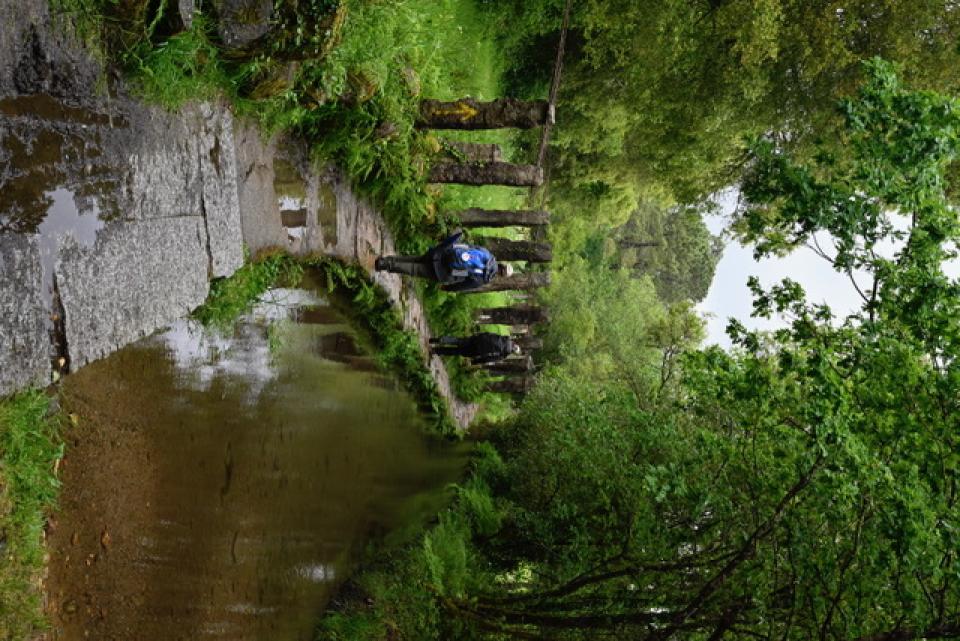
(443, 244, 498, 284)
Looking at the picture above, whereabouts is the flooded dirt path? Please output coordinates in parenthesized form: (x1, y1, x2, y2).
(45, 290, 470, 641)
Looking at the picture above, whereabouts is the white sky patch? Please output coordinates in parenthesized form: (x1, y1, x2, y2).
(156, 289, 328, 402)
(699, 189, 873, 348)
(278, 195, 306, 211)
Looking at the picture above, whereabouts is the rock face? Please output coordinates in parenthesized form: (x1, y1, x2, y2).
(0, 235, 48, 393)
(0, 0, 243, 395)
(214, 0, 274, 50)
(57, 218, 210, 370)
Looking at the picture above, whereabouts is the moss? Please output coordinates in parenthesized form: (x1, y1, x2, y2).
(192, 252, 304, 329)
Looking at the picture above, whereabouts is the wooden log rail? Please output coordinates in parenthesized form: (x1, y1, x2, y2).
(513, 335, 544, 351)
(418, 98, 553, 130)
(476, 305, 549, 326)
(456, 208, 550, 228)
(429, 162, 544, 187)
(486, 377, 534, 394)
(477, 237, 552, 263)
(482, 356, 535, 376)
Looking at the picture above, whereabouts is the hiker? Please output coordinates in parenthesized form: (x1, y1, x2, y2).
(374, 229, 512, 292)
(429, 332, 521, 365)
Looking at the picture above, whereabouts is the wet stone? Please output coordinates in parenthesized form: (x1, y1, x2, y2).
(0, 234, 49, 396)
(215, 0, 274, 50)
(198, 103, 243, 277)
(56, 217, 210, 370)
(317, 181, 338, 248)
(233, 120, 287, 254)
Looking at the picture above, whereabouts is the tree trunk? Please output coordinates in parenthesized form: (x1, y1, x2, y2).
(418, 97, 553, 129)
(456, 208, 550, 228)
(485, 377, 534, 395)
(443, 141, 502, 163)
(462, 272, 551, 294)
(281, 209, 307, 227)
(477, 237, 552, 263)
(513, 334, 543, 351)
(476, 305, 549, 325)
(483, 356, 534, 376)
(429, 162, 543, 187)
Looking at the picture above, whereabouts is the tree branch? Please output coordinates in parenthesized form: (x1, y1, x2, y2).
(648, 457, 824, 641)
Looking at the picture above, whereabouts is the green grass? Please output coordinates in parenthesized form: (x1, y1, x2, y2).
(0, 391, 64, 641)
(316, 444, 506, 639)
(192, 252, 305, 329)
(127, 15, 230, 109)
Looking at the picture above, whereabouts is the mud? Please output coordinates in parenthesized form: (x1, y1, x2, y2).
(46, 292, 470, 641)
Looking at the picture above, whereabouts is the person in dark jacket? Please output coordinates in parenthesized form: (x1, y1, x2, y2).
(375, 230, 512, 292)
(429, 333, 521, 364)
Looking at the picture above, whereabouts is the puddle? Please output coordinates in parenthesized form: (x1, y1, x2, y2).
(274, 159, 309, 246)
(293, 305, 343, 325)
(0, 94, 126, 127)
(1, 93, 124, 236)
(48, 286, 470, 641)
(33, 188, 106, 355)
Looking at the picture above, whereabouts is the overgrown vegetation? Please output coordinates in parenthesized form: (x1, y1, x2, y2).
(316, 59, 960, 641)
(0, 391, 63, 640)
(192, 252, 304, 328)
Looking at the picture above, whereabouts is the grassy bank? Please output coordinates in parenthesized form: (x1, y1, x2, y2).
(317, 441, 504, 640)
(0, 391, 63, 640)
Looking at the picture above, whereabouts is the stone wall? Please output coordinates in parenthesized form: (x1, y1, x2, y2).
(0, 0, 475, 429)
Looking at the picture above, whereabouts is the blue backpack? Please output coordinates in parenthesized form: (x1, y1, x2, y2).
(443, 244, 498, 284)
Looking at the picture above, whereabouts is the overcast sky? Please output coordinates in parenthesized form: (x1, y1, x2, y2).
(697, 189, 865, 348)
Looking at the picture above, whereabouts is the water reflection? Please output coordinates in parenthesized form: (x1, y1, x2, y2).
(48, 289, 469, 641)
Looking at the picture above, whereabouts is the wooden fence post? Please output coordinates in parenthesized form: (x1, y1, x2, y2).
(476, 305, 549, 325)
(418, 98, 553, 129)
(429, 162, 543, 187)
(463, 272, 551, 294)
(456, 208, 550, 228)
(485, 377, 534, 394)
(477, 238, 552, 263)
(482, 356, 535, 376)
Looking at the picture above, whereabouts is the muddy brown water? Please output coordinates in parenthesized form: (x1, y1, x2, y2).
(46, 289, 470, 641)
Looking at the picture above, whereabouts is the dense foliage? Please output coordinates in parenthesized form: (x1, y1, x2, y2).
(35, 2, 960, 639)
(321, 60, 960, 641)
